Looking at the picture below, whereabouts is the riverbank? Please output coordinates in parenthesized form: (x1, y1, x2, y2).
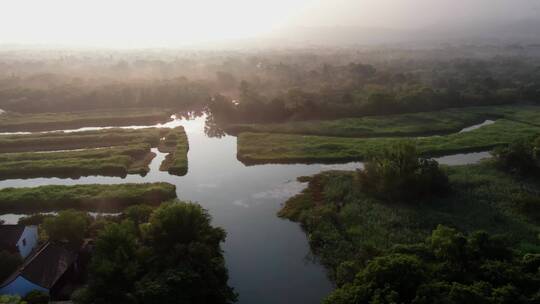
(0, 182, 177, 213)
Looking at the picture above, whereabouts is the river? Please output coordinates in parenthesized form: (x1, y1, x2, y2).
(0, 116, 492, 304)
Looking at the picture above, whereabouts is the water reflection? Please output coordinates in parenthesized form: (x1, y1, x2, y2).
(459, 120, 495, 133)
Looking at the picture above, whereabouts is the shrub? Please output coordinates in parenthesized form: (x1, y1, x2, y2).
(492, 136, 540, 175)
(0, 250, 22, 282)
(324, 226, 539, 304)
(23, 291, 49, 304)
(358, 141, 448, 201)
(43, 210, 91, 245)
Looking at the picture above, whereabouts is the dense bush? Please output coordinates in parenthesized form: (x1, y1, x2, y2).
(0, 183, 177, 213)
(43, 210, 91, 245)
(22, 291, 49, 304)
(76, 201, 237, 304)
(324, 225, 540, 304)
(0, 295, 26, 304)
(0, 251, 22, 283)
(358, 141, 449, 201)
(493, 136, 540, 175)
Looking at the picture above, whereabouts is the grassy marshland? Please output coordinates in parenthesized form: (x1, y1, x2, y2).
(0, 108, 171, 132)
(0, 127, 190, 179)
(159, 126, 189, 176)
(228, 107, 495, 137)
(0, 127, 169, 153)
(0, 144, 154, 179)
(0, 182, 177, 213)
(238, 119, 540, 164)
(279, 161, 540, 282)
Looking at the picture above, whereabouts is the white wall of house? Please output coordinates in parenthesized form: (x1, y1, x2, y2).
(0, 276, 48, 297)
(16, 226, 38, 259)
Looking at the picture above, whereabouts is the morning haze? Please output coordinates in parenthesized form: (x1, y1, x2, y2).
(0, 1, 539, 304)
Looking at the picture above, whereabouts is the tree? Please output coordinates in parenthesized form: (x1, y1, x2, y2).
(22, 291, 49, 304)
(82, 201, 237, 304)
(358, 141, 448, 201)
(0, 295, 26, 304)
(124, 205, 153, 228)
(0, 250, 22, 282)
(492, 136, 540, 175)
(85, 221, 139, 304)
(42, 210, 90, 245)
(325, 226, 540, 304)
(138, 201, 237, 303)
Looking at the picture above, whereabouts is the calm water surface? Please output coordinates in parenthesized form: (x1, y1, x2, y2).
(0, 116, 492, 304)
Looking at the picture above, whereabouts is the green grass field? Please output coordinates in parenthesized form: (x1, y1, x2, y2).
(0, 127, 190, 179)
(0, 108, 171, 132)
(279, 161, 540, 280)
(0, 145, 155, 179)
(159, 126, 189, 176)
(230, 105, 540, 138)
(0, 182, 177, 213)
(0, 127, 169, 153)
(238, 106, 540, 164)
(228, 108, 495, 137)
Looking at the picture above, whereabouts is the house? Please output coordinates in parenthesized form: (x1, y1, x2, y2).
(0, 225, 39, 259)
(0, 242, 84, 299)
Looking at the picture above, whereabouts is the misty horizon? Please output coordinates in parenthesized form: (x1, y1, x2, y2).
(1, 0, 539, 49)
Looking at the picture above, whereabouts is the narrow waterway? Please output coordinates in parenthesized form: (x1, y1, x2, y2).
(0, 116, 492, 304)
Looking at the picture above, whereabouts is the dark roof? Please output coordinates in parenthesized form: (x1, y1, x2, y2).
(0, 225, 25, 252)
(1, 242, 78, 289)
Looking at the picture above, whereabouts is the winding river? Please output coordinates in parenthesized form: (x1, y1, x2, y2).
(0, 116, 492, 304)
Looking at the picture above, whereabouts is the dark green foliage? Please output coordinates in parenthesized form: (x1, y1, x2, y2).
(136, 202, 236, 303)
(43, 210, 91, 245)
(0, 183, 177, 213)
(22, 291, 49, 304)
(493, 136, 540, 175)
(279, 161, 540, 284)
(86, 221, 140, 303)
(0, 250, 22, 283)
(358, 141, 448, 201)
(324, 226, 540, 304)
(124, 205, 154, 227)
(0, 295, 25, 304)
(79, 201, 237, 304)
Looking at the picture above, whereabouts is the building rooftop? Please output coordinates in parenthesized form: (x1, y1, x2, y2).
(1, 242, 78, 289)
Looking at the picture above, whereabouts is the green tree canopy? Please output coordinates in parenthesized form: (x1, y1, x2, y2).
(42, 210, 90, 244)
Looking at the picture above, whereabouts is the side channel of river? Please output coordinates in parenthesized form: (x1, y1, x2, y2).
(0, 116, 492, 304)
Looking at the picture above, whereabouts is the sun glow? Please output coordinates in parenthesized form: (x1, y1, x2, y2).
(0, 0, 314, 48)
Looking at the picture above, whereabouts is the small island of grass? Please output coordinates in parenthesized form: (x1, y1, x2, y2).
(0, 182, 177, 213)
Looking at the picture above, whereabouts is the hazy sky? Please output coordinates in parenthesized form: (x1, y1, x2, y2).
(0, 0, 538, 47)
